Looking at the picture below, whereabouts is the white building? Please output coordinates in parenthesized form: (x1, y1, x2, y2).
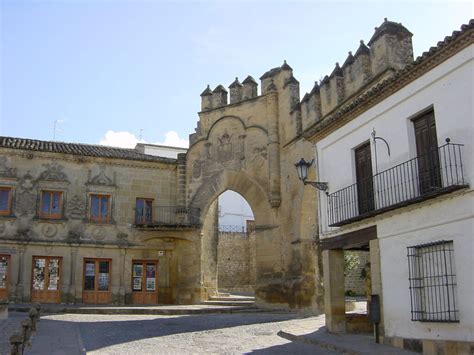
(305, 20, 473, 353)
(135, 143, 187, 159)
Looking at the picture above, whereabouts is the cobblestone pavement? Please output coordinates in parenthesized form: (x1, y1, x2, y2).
(0, 312, 25, 355)
(26, 312, 339, 354)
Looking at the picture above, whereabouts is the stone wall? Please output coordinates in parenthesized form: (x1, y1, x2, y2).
(217, 231, 255, 293)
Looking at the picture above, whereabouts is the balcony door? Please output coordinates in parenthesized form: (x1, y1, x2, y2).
(355, 142, 375, 215)
(413, 110, 441, 194)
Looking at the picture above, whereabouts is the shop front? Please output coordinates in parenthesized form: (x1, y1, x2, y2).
(0, 255, 10, 301)
(31, 256, 62, 303)
(83, 258, 112, 304)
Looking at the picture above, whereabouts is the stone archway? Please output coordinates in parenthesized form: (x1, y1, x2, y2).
(179, 68, 323, 311)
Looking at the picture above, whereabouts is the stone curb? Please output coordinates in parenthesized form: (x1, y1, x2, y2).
(9, 305, 291, 316)
(277, 330, 359, 355)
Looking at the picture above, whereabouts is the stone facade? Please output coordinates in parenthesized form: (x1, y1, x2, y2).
(0, 142, 203, 305)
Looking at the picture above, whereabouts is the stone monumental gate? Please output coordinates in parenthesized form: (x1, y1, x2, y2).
(179, 64, 323, 311)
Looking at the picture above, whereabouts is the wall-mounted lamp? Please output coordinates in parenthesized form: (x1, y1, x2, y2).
(294, 158, 329, 193)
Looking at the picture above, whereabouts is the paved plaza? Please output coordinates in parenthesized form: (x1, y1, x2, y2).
(24, 312, 336, 354)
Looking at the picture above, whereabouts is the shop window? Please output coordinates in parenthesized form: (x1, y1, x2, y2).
(407, 240, 459, 322)
(135, 198, 153, 224)
(39, 191, 63, 219)
(0, 187, 13, 216)
(89, 194, 111, 223)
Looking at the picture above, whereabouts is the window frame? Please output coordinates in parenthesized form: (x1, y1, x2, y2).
(135, 198, 153, 225)
(88, 193, 112, 223)
(407, 240, 459, 323)
(39, 190, 64, 220)
(0, 187, 13, 216)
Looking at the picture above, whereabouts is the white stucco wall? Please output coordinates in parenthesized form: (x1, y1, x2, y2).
(315, 44, 473, 341)
(317, 45, 473, 234)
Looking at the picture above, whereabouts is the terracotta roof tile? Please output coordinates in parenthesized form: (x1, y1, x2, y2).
(0, 136, 178, 164)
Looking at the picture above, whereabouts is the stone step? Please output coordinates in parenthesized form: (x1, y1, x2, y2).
(209, 296, 255, 302)
(201, 300, 255, 306)
(9, 304, 260, 315)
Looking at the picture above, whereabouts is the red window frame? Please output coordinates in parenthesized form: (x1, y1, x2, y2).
(39, 190, 63, 219)
(89, 194, 111, 223)
(0, 187, 13, 216)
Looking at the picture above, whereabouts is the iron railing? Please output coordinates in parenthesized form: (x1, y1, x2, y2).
(218, 225, 247, 233)
(327, 141, 467, 227)
(135, 206, 200, 226)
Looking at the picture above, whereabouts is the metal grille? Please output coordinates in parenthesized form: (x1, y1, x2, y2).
(327, 141, 466, 226)
(407, 240, 459, 322)
(218, 225, 247, 233)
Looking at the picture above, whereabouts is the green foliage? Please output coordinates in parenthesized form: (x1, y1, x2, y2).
(343, 251, 360, 276)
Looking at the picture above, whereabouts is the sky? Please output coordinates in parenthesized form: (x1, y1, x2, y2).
(0, 0, 472, 149)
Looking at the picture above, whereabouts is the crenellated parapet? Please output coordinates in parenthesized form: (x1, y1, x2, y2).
(301, 18, 413, 127)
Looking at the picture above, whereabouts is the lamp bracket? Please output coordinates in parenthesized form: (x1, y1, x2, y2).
(303, 180, 329, 192)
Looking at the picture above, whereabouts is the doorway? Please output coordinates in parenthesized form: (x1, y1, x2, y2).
(83, 258, 112, 304)
(31, 256, 62, 303)
(355, 142, 375, 215)
(131, 260, 158, 304)
(0, 255, 10, 301)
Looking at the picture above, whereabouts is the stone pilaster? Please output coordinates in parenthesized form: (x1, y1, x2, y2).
(266, 90, 281, 207)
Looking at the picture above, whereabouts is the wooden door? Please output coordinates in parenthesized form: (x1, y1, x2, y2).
(414, 110, 441, 194)
(132, 260, 158, 304)
(83, 259, 112, 304)
(355, 142, 375, 215)
(0, 255, 10, 301)
(31, 256, 62, 303)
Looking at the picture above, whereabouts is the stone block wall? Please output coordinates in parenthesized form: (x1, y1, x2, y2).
(217, 231, 255, 293)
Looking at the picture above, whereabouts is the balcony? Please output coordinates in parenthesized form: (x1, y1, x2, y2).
(135, 206, 201, 230)
(327, 141, 468, 227)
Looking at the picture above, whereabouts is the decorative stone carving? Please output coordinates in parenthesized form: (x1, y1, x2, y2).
(117, 232, 128, 240)
(37, 162, 68, 182)
(67, 195, 86, 220)
(16, 190, 36, 216)
(217, 131, 233, 163)
(87, 166, 116, 186)
(41, 224, 58, 238)
(251, 146, 268, 168)
(0, 156, 16, 178)
(192, 160, 203, 179)
(20, 172, 34, 191)
(92, 227, 106, 241)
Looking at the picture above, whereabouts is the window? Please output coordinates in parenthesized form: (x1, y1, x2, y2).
(89, 194, 111, 223)
(39, 190, 63, 219)
(0, 187, 13, 216)
(135, 198, 153, 224)
(407, 240, 459, 322)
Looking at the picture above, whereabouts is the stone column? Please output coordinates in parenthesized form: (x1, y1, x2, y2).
(322, 249, 346, 333)
(68, 245, 79, 304)
(266, 90, 281, 207)
(16, 244, 26, 302)
(119, 248, 127, 304)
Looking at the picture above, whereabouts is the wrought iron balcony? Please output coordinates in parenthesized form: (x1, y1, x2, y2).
(327, 141, 468, 227)
(135, 206, 201, 229)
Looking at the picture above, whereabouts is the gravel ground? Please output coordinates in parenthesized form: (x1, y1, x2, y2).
(28, 312, 338, 354)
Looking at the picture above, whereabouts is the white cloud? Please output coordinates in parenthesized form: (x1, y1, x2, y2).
(99, 130, 189, 149)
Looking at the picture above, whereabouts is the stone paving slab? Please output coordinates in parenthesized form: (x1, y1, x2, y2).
(278, 315, 417, 355)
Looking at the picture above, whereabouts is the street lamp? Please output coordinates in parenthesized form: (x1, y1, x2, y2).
(294, 158, 329, 193)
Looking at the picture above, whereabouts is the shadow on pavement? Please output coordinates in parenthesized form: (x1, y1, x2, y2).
(38, 313, 304, 352)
